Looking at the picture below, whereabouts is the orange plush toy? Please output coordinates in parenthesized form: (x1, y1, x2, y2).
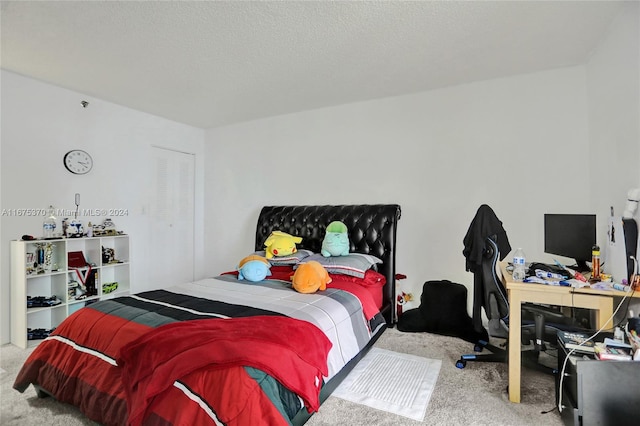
(292, 261, 332, 294)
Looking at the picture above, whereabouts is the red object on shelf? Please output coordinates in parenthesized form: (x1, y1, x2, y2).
(67, 251, 88, 268)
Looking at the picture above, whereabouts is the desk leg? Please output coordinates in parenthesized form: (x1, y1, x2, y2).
(594, 297, 614, 329)
(508, 289, 522, 403)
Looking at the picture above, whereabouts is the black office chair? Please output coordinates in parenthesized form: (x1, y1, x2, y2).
(457, 206, 584, 372)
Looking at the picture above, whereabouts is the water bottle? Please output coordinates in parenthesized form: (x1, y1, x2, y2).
(512, 248, 526, 282)
(42, 205, 57, 239)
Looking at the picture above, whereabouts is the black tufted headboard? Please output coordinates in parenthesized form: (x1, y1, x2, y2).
(255, 204, 401, 324)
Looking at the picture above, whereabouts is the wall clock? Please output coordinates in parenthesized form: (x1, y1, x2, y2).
(63, 150, 93, 175)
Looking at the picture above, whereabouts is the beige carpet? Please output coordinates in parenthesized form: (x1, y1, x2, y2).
(1, 328, 564, 425)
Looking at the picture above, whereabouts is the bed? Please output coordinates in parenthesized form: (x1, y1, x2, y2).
(14, 204, 401, 426)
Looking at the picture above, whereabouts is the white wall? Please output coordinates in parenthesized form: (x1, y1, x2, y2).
(587, 1, 640, 238)
(204, 66, 592, 309)
(586, 2, 640, 317)
(0, 71, 206, 344)
(203, 3, 639, 313)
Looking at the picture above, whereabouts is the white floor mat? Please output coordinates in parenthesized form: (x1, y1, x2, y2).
(332, 347, 441, 421)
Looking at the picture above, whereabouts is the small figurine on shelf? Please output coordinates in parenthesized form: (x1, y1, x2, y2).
(34, 243, 45, 274)
(27, 328, 56, 340)
(67, 220, 84, 238)
(68, 280, 80, 299)
(102, 246, 116, 264)
(66, 193, 84, 238)
(43, 242, 54, 273)
(102, 281, 118, 294)
(102, 218, 117, 236)
(68, 272, 87, 299)
(25, 252, 36, 275)
(27, 295, 62, 308)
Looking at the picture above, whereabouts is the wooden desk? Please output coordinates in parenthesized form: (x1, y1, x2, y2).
(500, 262, 638, 403)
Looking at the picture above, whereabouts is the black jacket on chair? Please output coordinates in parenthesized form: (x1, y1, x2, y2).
(462, 204, 512, 335)
(463, 204, 511, 273)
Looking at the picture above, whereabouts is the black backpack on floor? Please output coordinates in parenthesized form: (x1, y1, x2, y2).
(397, 280, 488, 344)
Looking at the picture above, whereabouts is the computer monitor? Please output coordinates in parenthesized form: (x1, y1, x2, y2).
(544, 214, 596, 272)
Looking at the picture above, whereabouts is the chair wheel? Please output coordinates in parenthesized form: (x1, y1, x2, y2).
(474, 344, 483, 352)
(455, 359, 466, 369)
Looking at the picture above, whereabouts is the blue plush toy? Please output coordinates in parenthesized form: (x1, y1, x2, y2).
(321, 221, 350, 257)
(237, 255, 272, 282)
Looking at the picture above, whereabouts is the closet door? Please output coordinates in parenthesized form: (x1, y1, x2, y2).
(149, 146, 195, 287)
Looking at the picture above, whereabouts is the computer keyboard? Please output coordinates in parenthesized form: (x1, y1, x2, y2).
(527, 262, 569, 277)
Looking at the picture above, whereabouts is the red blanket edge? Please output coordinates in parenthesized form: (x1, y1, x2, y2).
(117, 316, 332, 426)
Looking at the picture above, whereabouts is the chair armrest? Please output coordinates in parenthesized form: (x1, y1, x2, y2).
(521, 303, 565, 350)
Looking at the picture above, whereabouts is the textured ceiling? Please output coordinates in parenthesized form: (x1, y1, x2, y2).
(0, 1, 625, 129)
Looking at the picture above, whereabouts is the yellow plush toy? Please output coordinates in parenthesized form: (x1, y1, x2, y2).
(292, 261, 332, 294)
(263, 231, 302, 259)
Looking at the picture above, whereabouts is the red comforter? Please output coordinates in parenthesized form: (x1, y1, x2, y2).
(15, 302, 333, 426)
(118, 316, 332, 426)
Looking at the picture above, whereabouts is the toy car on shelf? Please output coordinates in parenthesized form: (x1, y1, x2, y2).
(102, 281, 118, 294)
(27, 295, 62, 308)
(27, 328, 55, 340)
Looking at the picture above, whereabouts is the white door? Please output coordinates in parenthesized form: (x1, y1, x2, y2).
(149, 146, 195, 287)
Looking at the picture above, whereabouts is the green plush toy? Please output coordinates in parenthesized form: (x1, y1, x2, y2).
(321, 221, 349, 257)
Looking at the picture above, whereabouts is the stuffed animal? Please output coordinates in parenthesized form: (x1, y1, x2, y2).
(396, 291, 414, 319)
(292, 261, 332, 294)
(321, 221, 349, 257)
(237, 255, 271, 282)
(263, 231, 302, 259)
